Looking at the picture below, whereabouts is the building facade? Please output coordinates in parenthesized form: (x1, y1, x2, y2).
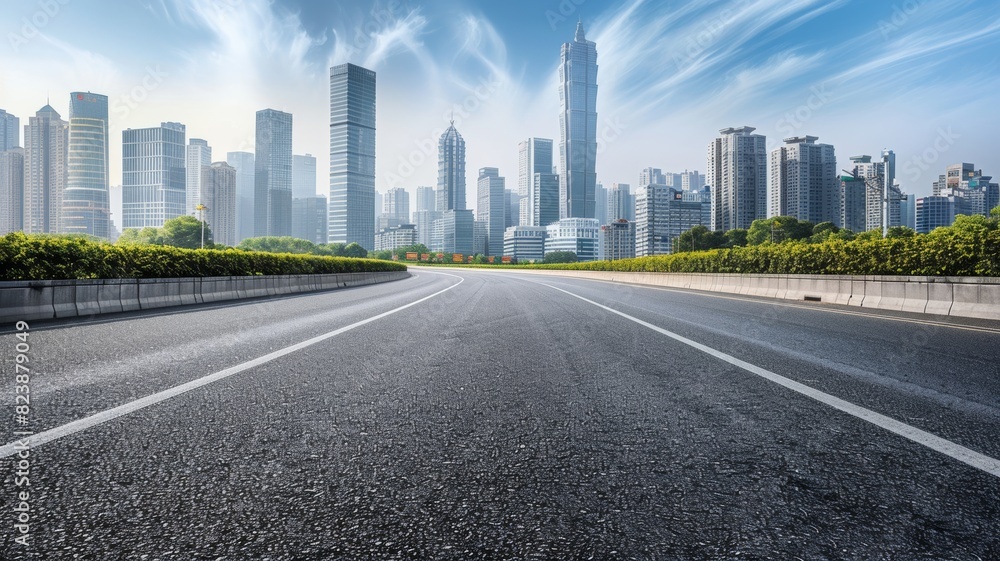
(558, 21, 598, 219)
(329, 63, 377, 249)
(201, 162, 237, 246)
(0, 148, 24, 233)
(503, 226, 546, 262)
(477, 167, 506, 257)
(292, 153, 317, 199)
(291, 196, 328, 244)
(23, 104, 67, 234)
(185, 138, 211, 215)
(915, 195, 957, 234)
(254, 108, 293, 237)
(769, 136, 838, 224)
(545, 217, 600, 261)
(636, 184, 706, 256)
(434, 209, 474, 255)
(122, 122, 187, 229)
(226, 151, 255, 243)
(374, 223, 416, 252)
(708, 126, 767, 232)
(0, 109, 19, 151)
(601, 219, 635, 260)
(437, 121, 466, 212)
(518, 137, 555, 226)
(63, 92, 111, 238)
(608, 183, 634, 222)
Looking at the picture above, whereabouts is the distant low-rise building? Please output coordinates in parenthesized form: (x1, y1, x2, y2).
(504, 226, 547, 263)
(375, 223, 417, 252)
(545, 218, 600, 261)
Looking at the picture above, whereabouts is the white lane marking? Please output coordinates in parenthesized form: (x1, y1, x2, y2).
(510, 272, 1000, 335)
(0, 273, 463, 459)
(538, 281, 1000, 479)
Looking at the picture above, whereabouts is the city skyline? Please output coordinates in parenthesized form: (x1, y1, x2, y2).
(2, 0, 998, 222)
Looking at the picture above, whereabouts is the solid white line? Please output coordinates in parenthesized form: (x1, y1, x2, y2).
(538, 281, 1000, 479)
(0, 273, 463, 459)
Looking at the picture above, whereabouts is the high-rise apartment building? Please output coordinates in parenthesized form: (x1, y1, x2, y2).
(226, 151, 255, 243)
(0, 109, 19, 150)
(201, 162, 237, 246)
(477, 167, 506, 257)
(413, 185, 438, 248)
(185, 138, 211, 215)
(708, 126, 767, 231)
(601, 219, 635, 261)
(0, 148, 24, 233)
(845, 152, 900, 232)
(63, 92, 111, 238)
(329, 63, 376, 249)
(23, 104, 67, 234)
(768, 136, 838, 224)
(636, 184, 706, 256)
(122, 122, 186, 229)
(558, 21, 598, 219)
(639, 167, 666, 187)
(594, 182, 608, 226)
(608, 183, 634, 222)
(383, 187, 410, 224)
(254, 108, 293, 237)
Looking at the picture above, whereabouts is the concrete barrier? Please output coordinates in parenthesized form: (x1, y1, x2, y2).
(0, 271, 410, 323)
(925, 282, 953, 316)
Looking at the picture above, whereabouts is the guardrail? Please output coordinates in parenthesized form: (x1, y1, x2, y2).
(0, 271, 411, 323)
(513, 270, 1000, 321)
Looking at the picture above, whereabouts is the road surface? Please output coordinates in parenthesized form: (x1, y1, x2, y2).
(2, 268, 999, 559)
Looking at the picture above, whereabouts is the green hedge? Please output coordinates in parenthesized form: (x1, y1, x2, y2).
(526, 229, 1000, 276)
(0, 233, 406, 280)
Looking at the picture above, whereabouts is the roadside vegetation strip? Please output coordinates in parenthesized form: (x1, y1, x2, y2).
(0, 233, 406, 281)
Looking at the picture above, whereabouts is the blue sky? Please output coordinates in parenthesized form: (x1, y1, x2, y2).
(2, 0, 999, 222)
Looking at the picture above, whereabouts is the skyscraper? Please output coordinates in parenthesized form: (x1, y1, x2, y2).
(292, 196, 327, 244)
(0, 148, 24, 233)
(413, 185, 438, 247)
(477, 167, 506, 257)
(0, 109, 19, 150)
(201, 162, 237, 246)
(292, 153, 317, 199)
(437, 121, 466, 212)
(518, 138, 558, 226)
(636, 184, 706, 256)
(382, 187, 410, 224)
(594, 182, 608, 225)
(254, 108, 293, 237)
(639, 167, 666, 187)
(122, 122, 186, 229)
(329, 63, 376, 250)
(63, 92, 111, 238)
(708, 126, 767, 231)
(768, 136, 838, 224)
(608, 183, 634, 222)
(23, 104, 67, 234)
(558, 20, 598, 219)
(186, 138, 211, 215)
(226, 151, 255, 243)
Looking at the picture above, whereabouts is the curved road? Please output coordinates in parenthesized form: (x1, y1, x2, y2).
(2, 268, 999, 559)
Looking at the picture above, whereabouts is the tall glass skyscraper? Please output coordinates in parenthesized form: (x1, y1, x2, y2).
(329, 63, 376, 250)
(558, 20, 598, 220)
(63, 92, 111, 238)
(437, 121, 466, 212)
(254, 108, 293, 237)
(186, 138, 212, 215)
(518, 138, 557, 226)
(0, 109, 19, 150)
(226, 151, 255, 243)
(122, 122, 186, 229)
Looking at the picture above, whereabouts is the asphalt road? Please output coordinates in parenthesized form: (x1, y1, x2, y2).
(2, 268, 1000, 560)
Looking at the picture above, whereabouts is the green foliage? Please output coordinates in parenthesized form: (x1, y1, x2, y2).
(343, 242, 368, 258)
(0, 232, 405, 281)
(886, 226, 916, 238)
(238, 236, 324, 255)
(543, 251, 578, 264)
(746, 216, 815, 245)
(118, 216, 213, 249)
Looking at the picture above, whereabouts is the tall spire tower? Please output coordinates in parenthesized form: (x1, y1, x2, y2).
(558, 19, 598, 219)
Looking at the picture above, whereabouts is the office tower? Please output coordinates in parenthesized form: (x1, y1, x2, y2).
(931, 164, 998, 218)
(477, 167, 505, 257)
(0, 148, 24, 233)
(23, 104, 67, 233)
(63, 92, 111, 238)
(768, 136, 838, 224)
(254, 108, 293, 237)
(532, 172, 560, 227)
(505, 189, 516, 229)
(558, 20, 598, 219)
(916, 196, 957, 234)
(413, 186, 438, 248)
(375, 190, 383, 227)
(292, 154, 317, 199)
(594, 182, 608, 225)
(415, 186, 436, 214)
(122, 122, 187, 229)
(383, 187, 410, 223)
(329, 63, 376, 249)
(226, 151, 255, 243)
(545, 218, 600, 261)
(681, 170, 704, 192)
(504, 226, 547, 262)
(185, 138, 211, 215)
(292, 196, 328, 244)
(708, 126, 767, 232)
(639, 167, 666, 187)
(518, 138, 554, 225)
(199, 162, 237, 246)
(602, 219, 635, 260)
(899, 191, 916, 230)
(1, 109, 19, 150)
(437, 120, 466, 212)
(433, 209, 474, 255)
(608, 183, 634, 221)
(636, 185, 706, 256)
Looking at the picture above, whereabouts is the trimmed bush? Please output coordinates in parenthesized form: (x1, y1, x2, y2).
(524, 229, 1000, 277)
(0, 233, 405, 281)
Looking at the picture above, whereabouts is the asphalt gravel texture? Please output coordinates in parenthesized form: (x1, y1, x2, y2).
(2, 269, 1000, 560)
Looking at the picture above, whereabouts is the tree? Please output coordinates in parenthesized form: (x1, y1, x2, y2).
(161, 216, 211, 249)
(543, 251, 577, 264)
(675, 225, 725, 253)
(724, 228, 748, 247)
(991, 205, 1000, 220)
(342, 242, 368, 258)
(886, 226, 916, 238)
(747, 216, 814, 245)
(238, 236, 320, 255)
(117, 226, 164, 245)
(950, 214, 996, 233)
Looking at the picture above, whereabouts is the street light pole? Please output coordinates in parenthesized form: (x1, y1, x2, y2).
(195, 204, 207, 249)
